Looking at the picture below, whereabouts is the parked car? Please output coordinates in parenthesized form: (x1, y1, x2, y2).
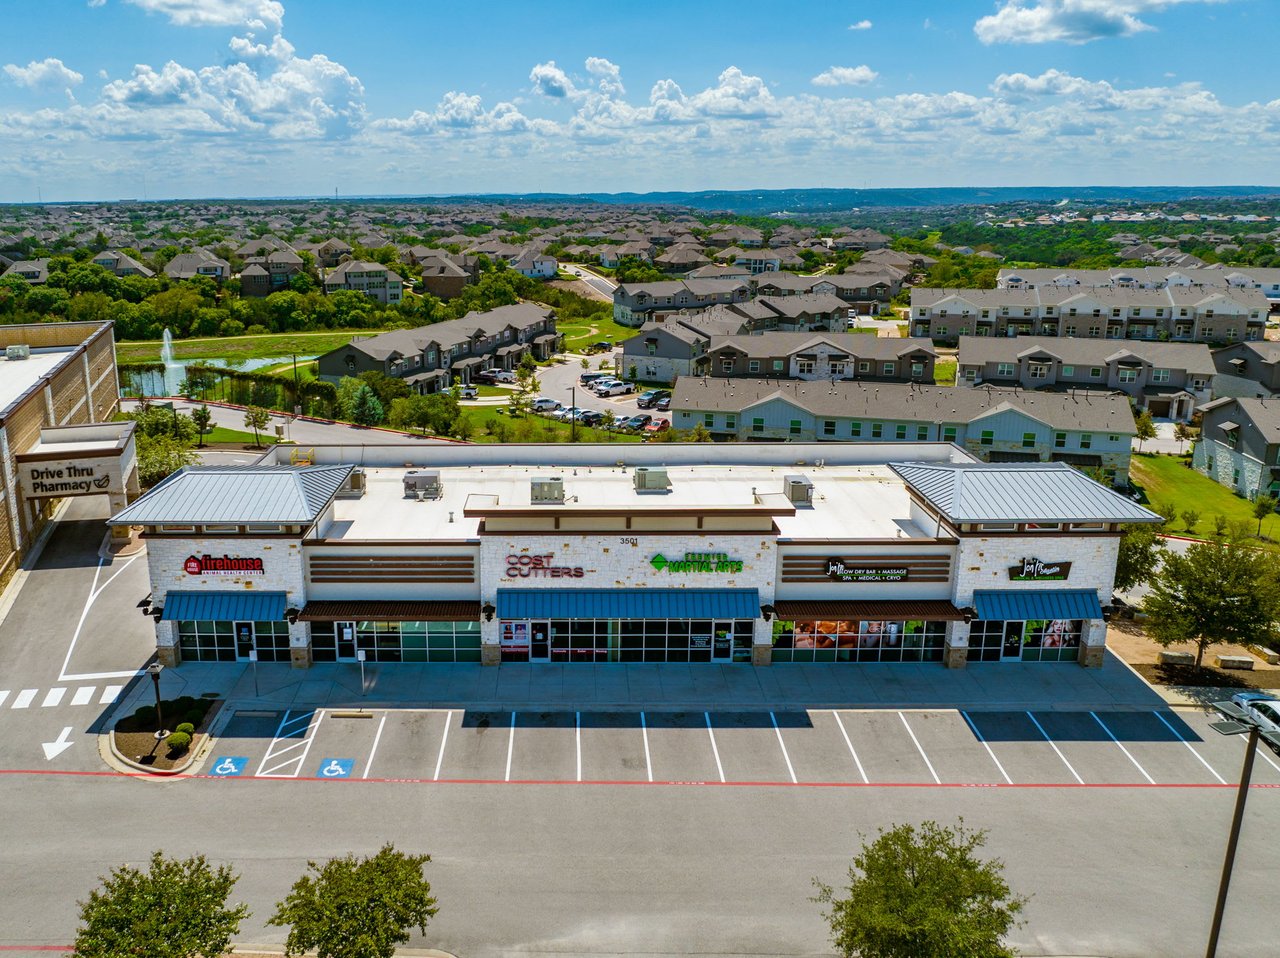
(589, 340, 615, 352)
(475, 369, 500, 384)
(595, 380, 635, 397)
(579, 410, 606, 427)
(580, 371, 611, 385)
(1231, 692, 1280, 747)
(490, 369, 516, 383)
(655, 396, 671, 412)
(620, 414, 652, 431)
(531, 397, 562, 413)
(643, 418, 670, 434)
(555, 406, 586, 422)
(457, 384, 479, 399)
(636, 389, 671, 409)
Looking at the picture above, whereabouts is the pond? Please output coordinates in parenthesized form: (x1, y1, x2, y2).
(121, 356, 316, 398)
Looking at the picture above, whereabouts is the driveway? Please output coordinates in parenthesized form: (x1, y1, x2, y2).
(561, 264, 617, 298)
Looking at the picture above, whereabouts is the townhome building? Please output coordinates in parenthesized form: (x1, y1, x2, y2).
(672, 378, 1136, 485)
(91, 250, 154, 277)
(831, 228, 890, 251)
(704, 333, 937, 384)
(164, 249, 231, 282)
(315, 302, 560, 391)
(240, 251, 307, 297)
(911, 286, 1267, 344)
(323, 260, 404, 305)
(613, 279, 751, 326)
(1212, 341, 1280, 397)
(752, 271, 901, 313)
(956, 336, 1215, 421)
(997, 266, 1280, 307)
(1193, 397, 1280, 499)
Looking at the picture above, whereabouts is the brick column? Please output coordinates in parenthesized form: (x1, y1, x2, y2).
(155, 620, 181, 667)
(752, 616, 772, 666)
(943, 620, 969, 669)
(480, 613, 500, 666)
(1077, 619, 1107, 668)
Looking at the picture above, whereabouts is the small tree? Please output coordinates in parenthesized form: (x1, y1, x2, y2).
(349, 384, 385, 426)
(1213, 514, 1228, 539)
(269, 844, 438, 958)
(191, 404, 212, 448)
(1253, 493, 1278, 537)
(243, 405, 270, 447)
(580, 357, 589, 370)
(1180, 509, 1199, 534)
(1113, 522, 1164, 593)
(73, 851, 248, 958)
(1145, 539, 1280, 666)
(686, 422, 713, 443)
(1173, 421, 1192, 453)
(1134, 410, 1157, 452)
(814, 820, 1027, 958)
(1151, 500, 1177, 523)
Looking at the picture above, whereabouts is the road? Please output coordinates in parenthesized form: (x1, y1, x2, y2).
(532, 352, 659, 423)
(561, 263, 618, 298)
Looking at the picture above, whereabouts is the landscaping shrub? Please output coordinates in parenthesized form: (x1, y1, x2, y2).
(133, 705, 157, 726)
(165, 731, 191, 752)
(175, 722, 195, 735)
(183, 709, 205, 728)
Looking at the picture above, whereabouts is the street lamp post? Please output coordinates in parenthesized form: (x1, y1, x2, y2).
(1204, 700, 1280, 958)
(145, 662, 166, 739)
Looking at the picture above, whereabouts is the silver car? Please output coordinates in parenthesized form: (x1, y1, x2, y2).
(1230, 691, 1280, 744)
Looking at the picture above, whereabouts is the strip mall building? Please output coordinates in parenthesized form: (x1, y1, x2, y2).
(109, 443, 1159, 670)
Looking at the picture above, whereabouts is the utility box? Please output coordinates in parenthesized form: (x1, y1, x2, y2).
(784, 474, 814, 506)
(403, 469, 442, 499)
(634, 466, 671, 492)
(531, 476, 565, 504)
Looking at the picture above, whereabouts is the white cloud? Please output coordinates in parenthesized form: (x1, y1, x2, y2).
(991, 69, 1118, 106)
(975, 0, 1229, 45)
(529, 60, 575, 98)
(122, 0, 285, 30)
(3, 58, 85, 93)
(87, 0, 106, 7)
(848, 19, 872, 30)
(812, 65, 878, 88)
(585, 57, 625, 96)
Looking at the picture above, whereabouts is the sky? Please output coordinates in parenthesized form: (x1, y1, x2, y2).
(0, 0, 1275, 202)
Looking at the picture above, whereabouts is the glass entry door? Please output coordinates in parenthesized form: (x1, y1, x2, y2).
(336, 622, 357, 662)
(234, 621, 254, 660)
(1002, 621, 1024, 661)
(530, 622, 550, 662)
(712, 624, 733, 662)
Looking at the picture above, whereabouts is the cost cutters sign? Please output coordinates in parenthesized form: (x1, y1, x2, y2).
(184, 554, 265, 576)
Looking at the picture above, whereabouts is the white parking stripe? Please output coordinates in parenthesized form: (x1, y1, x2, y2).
(433, 710, 452, 781)
(256, 710, 323, 778)
(962, 711, 1013, 785)
(1152, 711, 1226, 785)
(704, 712, 725, 783)
(12, 689, 37, 709)
(770, 712, 797, 784)
(640, 711, 653, 783)
(362, 713, 386, 780)
(504, 712, 515, 783)
(41, 688, 66, 707)
(1027, 711, 1084, 784)
(832, 710, 868, 784)
(71, 687, 95, 706)
(1090, 712, 1156, 785)
(898, 712, 941, 784)
(99, 685, 122, 704)
(1235, 729, 1280, 775)
(0, 691, 8, 708)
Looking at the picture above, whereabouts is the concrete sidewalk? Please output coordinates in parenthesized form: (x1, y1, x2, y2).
(115, 650, 1179, 718)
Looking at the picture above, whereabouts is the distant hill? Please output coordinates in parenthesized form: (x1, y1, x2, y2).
(433, 186, 1280, 214)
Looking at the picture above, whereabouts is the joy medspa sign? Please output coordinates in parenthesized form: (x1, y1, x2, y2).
(826, 558, 910, 583)
(1008, 557, 1071, 581)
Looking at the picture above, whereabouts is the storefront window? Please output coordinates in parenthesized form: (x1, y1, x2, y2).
(500, 618, 754, 663)
(252, 620, 291, 663)
(311, 621, 480, 663)
(967, 619, 1082, 663)
(177, 620, 235, 662)
(770, 620, 945, 663)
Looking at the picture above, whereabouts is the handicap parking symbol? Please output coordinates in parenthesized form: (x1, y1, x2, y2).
(316, 758, 355, 779)
(210, 756, 247, 777)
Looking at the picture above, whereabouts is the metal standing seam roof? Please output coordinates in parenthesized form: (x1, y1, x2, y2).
(108, 465, 353, 526)
(972, 590, 1104, 621)
(888, 461, 1163, 524)
(497, 589, 760, 620)
(160, 591, 288, 621)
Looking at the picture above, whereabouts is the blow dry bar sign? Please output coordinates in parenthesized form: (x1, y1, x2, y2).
(1008, 557, 1071, 581)
(184, 555, 265, 576)
(826, 558, 909, 583)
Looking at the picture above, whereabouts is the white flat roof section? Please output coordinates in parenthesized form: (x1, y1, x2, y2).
(0, 348, 76, 416)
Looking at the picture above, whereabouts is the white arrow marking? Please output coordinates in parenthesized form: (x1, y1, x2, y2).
(42, 727, 74, 761)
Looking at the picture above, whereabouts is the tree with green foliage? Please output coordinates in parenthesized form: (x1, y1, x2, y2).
(1253, 493, 1278, 536)
(268, 844, 438, 958)
(357, 369, 411, 409)
(1113, 522, 1164, 593)
(1134, 410, 1157, 452)
(1180, 509, 1200, 534)
(349, 384, 384, 426)
(1145, 538, 1280, 666)
(686, 423, 713, 443)
(191, 404, 212, 448)
(813, 820, 1027, 958)
(243, 405, 271, 446)
(72, 851, 248, 958)
(1173, 421, 1192, 454)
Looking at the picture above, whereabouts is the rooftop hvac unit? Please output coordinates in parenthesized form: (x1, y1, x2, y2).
(784, 474, 814, 506)
(634, 466, 670, 492)
(336, 467, 366, 499)
(5, 344, 30, 361)
(403, 469, 442, 499)
(530, 476, 564, 504)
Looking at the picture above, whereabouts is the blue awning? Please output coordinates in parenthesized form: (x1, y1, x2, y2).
(161, 590, 288, 622)
(497, 588, 760, 620)
(972, 589, 1103, 621)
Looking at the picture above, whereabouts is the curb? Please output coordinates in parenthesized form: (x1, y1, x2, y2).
(99, 700, 226, 779)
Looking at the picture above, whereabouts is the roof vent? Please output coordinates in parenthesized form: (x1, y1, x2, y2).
(634, 466, 671, 492)
(403, 469, 441, 499)
(531, 477, 565, 504)
(784, 474, 814, 506)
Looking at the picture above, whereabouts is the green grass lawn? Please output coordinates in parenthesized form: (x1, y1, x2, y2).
(557, 315, 635, 352)
(458, 407, 643, 444)
(199, 425, 277, 446)
(934, 357, 957, 386)
(1129, 453, 1278, 539)
(116, 330, 364, 363)
(258, 359, 321, 383)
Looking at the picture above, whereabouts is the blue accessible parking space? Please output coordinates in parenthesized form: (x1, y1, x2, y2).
(208, 756, 247, 777)
(315, 757, 354, 779)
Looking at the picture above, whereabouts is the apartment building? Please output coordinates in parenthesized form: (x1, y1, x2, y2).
(1193, 397, 1280, 498)
(956, 336, 1215, 421)
(613, 279, 751, 326)
(323, 260, 404, 305)
(672, 378, 1136, 484)
(911, 286, 1267, 344)
(705, 333, 936, 384)
(997, 266, 1280, 307)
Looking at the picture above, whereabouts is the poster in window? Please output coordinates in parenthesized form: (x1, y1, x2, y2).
(501, 622, 529, 651)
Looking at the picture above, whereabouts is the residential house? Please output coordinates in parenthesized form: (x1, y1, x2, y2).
(315, 302, 560, 391)
(418, 255, 473, 300)
(298, 237, 353, 268)
(672, 378, 1136, 484)
(1193, 397, 1280, 498)
(685, 264, 752, 281)
(0, 259, 50, 284)
(91, 250, 154, 277)
(236, 235, 294, 258)
(164, 249, 231, 282)
(832, 228, 890, 251)
(955, 336, 1215, 421)
(240, 251, 306, 297)
(654, 246, 711, 272)
(323, 260, 404, 305)
(510, 249, 558, 279)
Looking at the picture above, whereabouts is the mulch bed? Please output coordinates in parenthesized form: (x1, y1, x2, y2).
(1132, 662, 1280, 690)
(114, 729, 203, 771)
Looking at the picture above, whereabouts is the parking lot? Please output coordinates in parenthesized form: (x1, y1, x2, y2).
(204, 706, 1280, 787)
